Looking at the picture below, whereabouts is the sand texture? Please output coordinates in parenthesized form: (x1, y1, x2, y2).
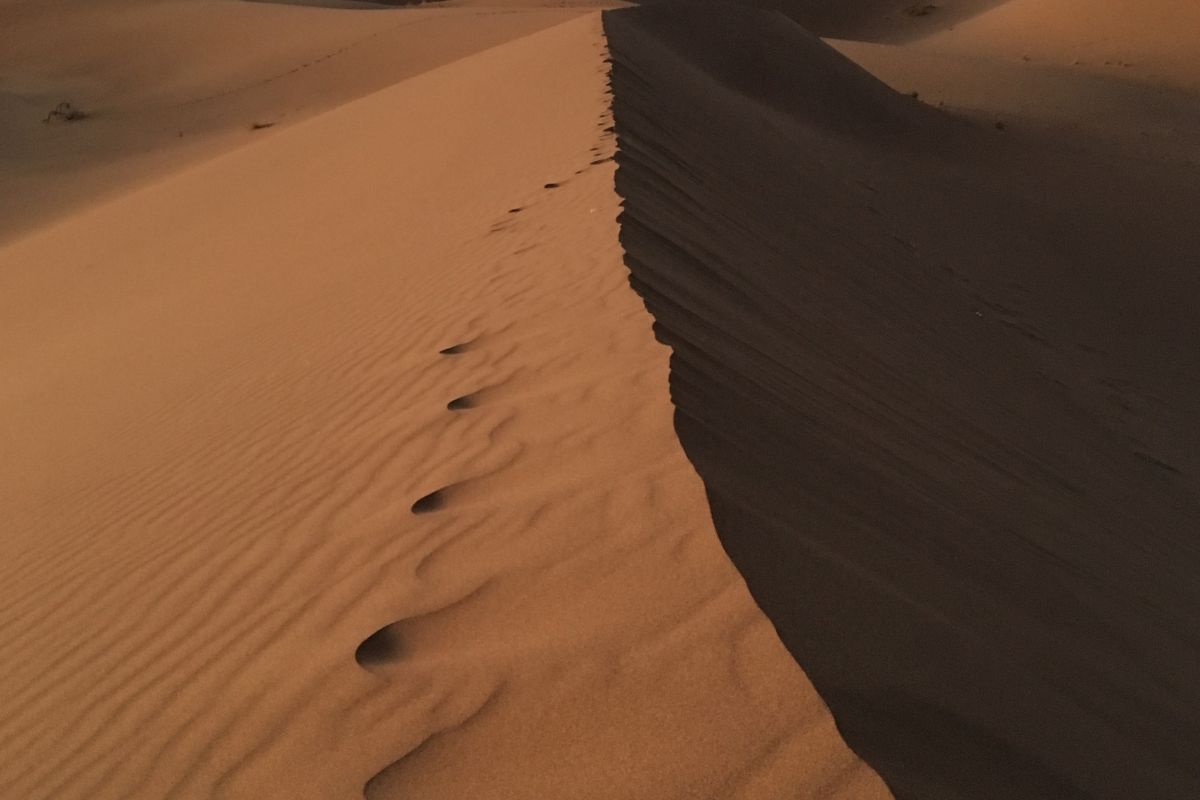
(3, 0, 1199, 798)
(0, 8, 884, 800)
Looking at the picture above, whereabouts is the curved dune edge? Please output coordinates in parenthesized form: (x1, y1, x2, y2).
(0, 11, 887, 800)
(605, 2, 1200, 799)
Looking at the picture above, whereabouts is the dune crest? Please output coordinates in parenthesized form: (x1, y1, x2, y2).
(7, 0, 1199, 796)
(0, 10, 887, 799)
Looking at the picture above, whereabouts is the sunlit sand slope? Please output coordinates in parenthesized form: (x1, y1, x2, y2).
(0, 12, 887, 800)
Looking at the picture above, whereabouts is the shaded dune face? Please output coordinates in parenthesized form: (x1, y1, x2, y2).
(604, 2, 1200, 799)
(639, 0, 1013, 42)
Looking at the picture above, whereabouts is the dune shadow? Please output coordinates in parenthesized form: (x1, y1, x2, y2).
(244, 0, 445, 9)
(635, 0, 1015, 43)
(604, 2, 1200, 797)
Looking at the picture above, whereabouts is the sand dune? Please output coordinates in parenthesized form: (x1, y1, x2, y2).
(5, 0, 1200, 797)
(606, 1, 1200, 797)
(0, 0, 606, 243)
(920, 0, 1200, 88)
(0, 9, 885, 800)
(832, 0, 1200, 165)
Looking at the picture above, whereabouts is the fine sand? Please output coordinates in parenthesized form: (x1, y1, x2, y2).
(0, 8, 886, 800)
(0, 0, 604, 243)
(4, 1, 1200, 799)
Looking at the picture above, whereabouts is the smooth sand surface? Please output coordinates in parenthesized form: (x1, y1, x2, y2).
(0, 9, 886, 800)
(0, 0, 606, 243)
(606, 0, 1200, 798)
(832, 0, 1200, 162)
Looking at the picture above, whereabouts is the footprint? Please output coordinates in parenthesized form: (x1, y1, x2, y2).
(363, 688, 501, 798)
(411, 489, 448, 514)
(353, 580, 492, 677)
(355, 625, 404, 670)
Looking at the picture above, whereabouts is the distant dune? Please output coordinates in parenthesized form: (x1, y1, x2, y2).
(0, 0, 604, 243)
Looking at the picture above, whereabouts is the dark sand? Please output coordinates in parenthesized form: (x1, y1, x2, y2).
(607, 2, 1200, 797)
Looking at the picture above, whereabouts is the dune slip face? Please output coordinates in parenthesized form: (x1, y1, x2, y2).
(720, 0, 1013, 42)
(0, 8, 889, 800)
(604, 2, 1200, 799)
